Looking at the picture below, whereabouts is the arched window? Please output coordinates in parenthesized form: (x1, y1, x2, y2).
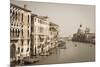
(17, 47, 20, 54)
(10, 9, 12, 17)
(16, 29, 19, 37)
(27, 40, 29, 45)
(18, 12, 20, 21)
(15, 29, 17, 37)
(18, 29, 20, 37)
(13, 11, 15, 21)
(12, 11, 14, 20)
(10, 44, 16, 58)
(21, 48, 23, 52)
(10, 10, 13, 22)
(15, 11, 17, 21)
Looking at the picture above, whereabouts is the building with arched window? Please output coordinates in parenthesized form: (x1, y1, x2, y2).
(10, 3, 31, 62)
(31, 14, 50, 56)
(31, 14, 59, 56)
(10, 3, 59, 63)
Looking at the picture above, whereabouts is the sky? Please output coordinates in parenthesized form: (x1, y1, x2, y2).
(11, 1, 95, 37)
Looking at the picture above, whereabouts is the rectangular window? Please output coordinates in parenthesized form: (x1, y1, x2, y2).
(27, 40, 29, 45)
(27, 30, 29, 37)
(21, 40, 23, 46)
(31, 26, 33, 32)
(21, 13, 23, 22)
(21, 48, 23, 52)
(10, 28, 12, 37)
(22, 29, 23, 37)
(28, 15, 29, 24)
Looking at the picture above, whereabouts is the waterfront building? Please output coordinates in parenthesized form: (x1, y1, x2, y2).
(85, 33, 95, 44)
(10, 3, 31, 62)
(10, 3, 59, 61)
(72, 25, 95, 44)
(31, 14, 50, 55)
(30, 14, 37, 56)
(49, 22, 59, 49)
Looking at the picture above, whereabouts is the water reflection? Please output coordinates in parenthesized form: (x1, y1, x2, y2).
(35, 41, 95, 64)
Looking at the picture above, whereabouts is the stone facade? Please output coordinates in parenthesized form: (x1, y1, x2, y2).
(10, 3, 31, 61)
(49, 22, 59, 49)
(10, 3, 59, 62)
(31, 15, 50, 55)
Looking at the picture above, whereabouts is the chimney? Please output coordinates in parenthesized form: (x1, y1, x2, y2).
(24, 4, 27, 9)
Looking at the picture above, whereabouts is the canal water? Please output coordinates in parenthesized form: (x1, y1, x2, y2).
(35, 41, 95, 65)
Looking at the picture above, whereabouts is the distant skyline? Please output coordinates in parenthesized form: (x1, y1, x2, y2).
(11, 1, 95, 37)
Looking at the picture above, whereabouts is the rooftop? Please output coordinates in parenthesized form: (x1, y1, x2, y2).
(50, 22, 59, 27)
(10, 3, 31, 12)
